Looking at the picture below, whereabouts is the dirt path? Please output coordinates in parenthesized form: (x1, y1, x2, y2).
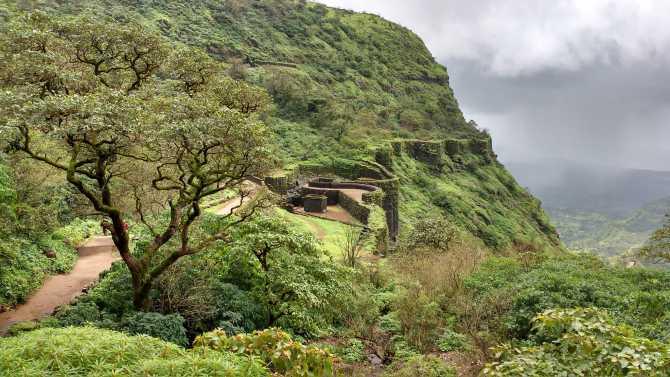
(213, 194, 253, 216)
(0, 236, 120, 335)
(211, 180, 260, 216)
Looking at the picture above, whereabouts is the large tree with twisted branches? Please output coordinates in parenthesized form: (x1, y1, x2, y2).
(0, 13, 275, 309)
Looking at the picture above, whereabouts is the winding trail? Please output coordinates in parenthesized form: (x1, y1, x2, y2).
(0, 236, 119, 335)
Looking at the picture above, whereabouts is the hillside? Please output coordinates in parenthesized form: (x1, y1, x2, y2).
(0, 0, 560, 251)
(548, 197, 670, 258)
(508, 160, 670, 255)
(5, 2, 670, 376)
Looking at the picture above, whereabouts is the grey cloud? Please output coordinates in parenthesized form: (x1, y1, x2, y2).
(318, 0, 670, 170)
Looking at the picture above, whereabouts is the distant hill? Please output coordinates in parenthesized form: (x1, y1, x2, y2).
(507, 159, 670, 217)
(506, 159, 670, 256)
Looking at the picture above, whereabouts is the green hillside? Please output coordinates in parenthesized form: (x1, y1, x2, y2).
(4, 2, 644, 376)
(548, 196, 670, 258)
(0, 0, 560, 251)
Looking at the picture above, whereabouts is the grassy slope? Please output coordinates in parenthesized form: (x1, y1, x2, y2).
(395, 154, 559, 251)
(277, 209, 354, 256)
(0, 0, 561, 251)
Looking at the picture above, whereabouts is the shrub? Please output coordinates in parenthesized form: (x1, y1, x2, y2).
(0, 327, 269, 377)
(393, 286, 443, 352)
(462, 254, 670, 341)
(0, 327, 184, 376)
(0, 220, 94, 308)
(6, 321, 40, 337)
(119, 312, 189, 347)
(54, 302, 102, 327)
(134, 351, 268, 377)
(437, 328, 469, 352)
(194, 328, 338, 376)
(52, 219, 99, 248)
(404, 217, 457, 252)
(483, 308, 670, 377)
(383, 355, 456, 377)
(340, 338, 366, 363)
(53, 303, 188, 346)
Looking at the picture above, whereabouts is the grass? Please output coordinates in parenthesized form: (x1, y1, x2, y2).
(275, 209, 358, 257)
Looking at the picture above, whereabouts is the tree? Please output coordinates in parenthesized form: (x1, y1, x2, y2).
(225, 215, 353, 335)
(404, 216, 457, 253)
(637, 214, 670, 264)
(0, 13, 275, 309)
(339, 226, 362, 268)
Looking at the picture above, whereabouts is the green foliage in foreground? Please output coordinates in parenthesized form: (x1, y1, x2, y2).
(194, 328, 337, 376)
(483, 308, 670, 377)
(463, 253, 670, 341)
(383, 355, 456, 377)
(0, 327, 268, 377)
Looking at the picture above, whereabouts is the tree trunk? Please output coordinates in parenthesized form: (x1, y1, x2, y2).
(133, 282, 153, 311)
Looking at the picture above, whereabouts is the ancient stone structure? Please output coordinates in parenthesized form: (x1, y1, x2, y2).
(377, 135, 496, 172)
(261, 135, 494, 247)
(303, 194, 327, 213)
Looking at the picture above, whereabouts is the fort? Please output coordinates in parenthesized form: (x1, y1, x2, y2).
(261, 135, 495, 254)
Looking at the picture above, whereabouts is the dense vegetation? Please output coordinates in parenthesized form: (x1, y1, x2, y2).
(1, 1, 669, 377)
(0, 0, 560, 250)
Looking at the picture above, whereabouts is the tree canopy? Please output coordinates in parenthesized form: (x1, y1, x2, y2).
(0, 12, 276, 309)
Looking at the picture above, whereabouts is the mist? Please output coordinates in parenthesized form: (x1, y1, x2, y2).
(318, 0, 670, 171)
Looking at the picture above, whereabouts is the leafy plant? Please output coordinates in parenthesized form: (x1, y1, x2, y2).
(194, 328, 337, 376)
(383, 355, 456, 377)
(0, 327, 268, 376)
(437, 328, 469, 353)
(340, 338, 366, 363)
(483, 308, 670, 376)
(119, 312, 188, 347)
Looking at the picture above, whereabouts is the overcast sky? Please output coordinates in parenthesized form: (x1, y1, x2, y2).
(318, 0, 670, 171)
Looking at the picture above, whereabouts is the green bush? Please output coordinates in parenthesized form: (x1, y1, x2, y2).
(0, 219, 95, 308)
(134, 351, 268, 377)
(6, 321, 40, 337)
(483, 308, 670, 377)
(194, 328, 337, 376)
(463, 254, 670, 341)
(339, 338, 366, 363)
(383, 355, 456, 377)
(437, 328, 469, 353)
(0, 327, 269, 377)
(54, 302, 102, 327)
(120, 312, 188, 347)
(393, 286, 443, 352)
(52, 302, 188, 346)
(52, 219, 99, 247)
(0, 327, 184, 376)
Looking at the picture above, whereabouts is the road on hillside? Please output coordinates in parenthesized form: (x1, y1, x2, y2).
(0, 236, 120, 335)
